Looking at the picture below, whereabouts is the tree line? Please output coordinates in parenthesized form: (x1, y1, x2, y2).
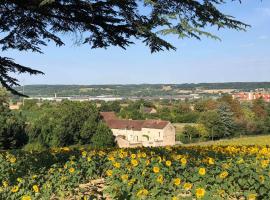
(100, 96, 270, 143)
(2, 86, 270, 149)
(13, 83, 270, 97)
(0, 88, 115, 150)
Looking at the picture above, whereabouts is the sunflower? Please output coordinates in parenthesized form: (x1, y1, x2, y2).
(108, 155, 115, 161)
(11, 185, 19, 193)
(157, 175, 163, 184)
(81, 151, 87, 157)
(69, 167, 75, 173)
(131, 159, 139, 167)
(62, 147, 70, 151)
(183, 183, 192, 191)
(17, 178, 23, 183)
(9, 157, 16, 163)
(248, 193, 257, 200)
(106, 170, 113, 177)
(219, 171, 229, 179)
(145, 159, 150, 166)
(196, 188, 206, 198)
(198, 168, 206, 176)
(153, 166, 160, 173)
(121, 174, 129, 181)
(173, 178, 181, 186)
(33, 185, 39, 193)
(208, 157, 215, 165)
(128, 178, 136, 186)
(259, 175, 265, 183)
(21, 195, 31, 200)
(2, 181, 8, 188)
(87, 157, 92, 162)
(261, 160, 269, 168)
(166, 160, 172, 167)
(180, 158, 187, 165)
(137, 188, 149, 197)
(113, 162, 121, 168)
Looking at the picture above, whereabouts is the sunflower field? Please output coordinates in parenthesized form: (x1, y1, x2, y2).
(1, 145, 270, 200)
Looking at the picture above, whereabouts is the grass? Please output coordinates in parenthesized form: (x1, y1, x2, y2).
(185, 135, 270, 146)
(173, 123, 196, 133)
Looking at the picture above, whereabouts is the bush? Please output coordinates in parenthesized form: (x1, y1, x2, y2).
(91, 123, 115, 148)
(23, 141, 47, 152)
(0, 109, 27, 150)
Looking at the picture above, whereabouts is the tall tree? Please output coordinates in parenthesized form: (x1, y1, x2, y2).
(219, 95, 243, 119)
(0, 0, 248, 95)
(217, 103, 235, 138)
(199, 110, 222, 140)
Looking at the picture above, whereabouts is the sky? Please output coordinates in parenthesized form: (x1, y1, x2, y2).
(3, 0, 270, 85)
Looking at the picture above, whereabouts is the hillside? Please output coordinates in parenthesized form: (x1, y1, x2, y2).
(14, 82, 270, 97)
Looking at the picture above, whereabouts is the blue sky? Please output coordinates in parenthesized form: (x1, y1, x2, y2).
(3, 0, 270, 85)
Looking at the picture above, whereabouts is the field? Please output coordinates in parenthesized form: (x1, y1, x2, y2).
(186, 135, 270, 146)
(1, 144, 270, 200)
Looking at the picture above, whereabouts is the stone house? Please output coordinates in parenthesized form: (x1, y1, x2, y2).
(142, 107, 157, 114)
(100, 112, 175, 148)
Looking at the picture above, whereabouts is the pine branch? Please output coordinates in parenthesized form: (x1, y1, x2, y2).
(0, 56, 44, 96)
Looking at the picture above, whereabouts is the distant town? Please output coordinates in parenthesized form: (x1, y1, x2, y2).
(9, 83, 270, 110)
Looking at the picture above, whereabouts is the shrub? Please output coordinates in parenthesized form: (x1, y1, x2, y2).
(23, 141, 47, 152)
(0, 109, 27, 150)
(91, 123, 115, 148)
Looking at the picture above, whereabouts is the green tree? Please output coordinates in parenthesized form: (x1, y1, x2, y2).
(0, 89, 27, 149)
(28, 101, 100, 147)
(219, 95, 244, 119)
(194, 99, 218, 112)
(217, 104, 235, 138)
(91, 123, 115, 148)
(182, 125, 199, 142)
(196, 124, 208, 139)
(0, 0, 248, 95)
(100, 101, 121, 113)
(252, 98, 267, 119)
(21, 99, 39, 111)
(199, 110, 223, 140)
(0, 87, 9, 105)
(79, 117, 98, 144)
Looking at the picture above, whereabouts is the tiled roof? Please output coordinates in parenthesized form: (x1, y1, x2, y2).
(100, 112, 169, 130)
(100, 112, 117, 121)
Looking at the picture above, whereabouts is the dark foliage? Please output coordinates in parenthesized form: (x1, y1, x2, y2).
(0, 57, 43, 96)
(0, 104, 27, 150)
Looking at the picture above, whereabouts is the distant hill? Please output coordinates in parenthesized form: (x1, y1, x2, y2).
(14, 82, 270, 97)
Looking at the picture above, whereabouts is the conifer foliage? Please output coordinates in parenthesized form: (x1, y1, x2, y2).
(0, 0, 248, 95)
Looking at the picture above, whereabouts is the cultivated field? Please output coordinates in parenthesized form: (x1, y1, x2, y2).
(1, 145, 270, 200)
